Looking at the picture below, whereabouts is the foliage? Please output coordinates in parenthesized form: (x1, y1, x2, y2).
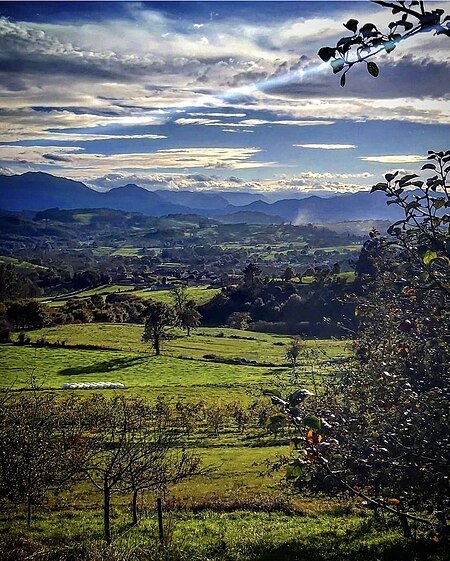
(142, 301, 177, 355)
(6, 300, 49, 330)
(171, 286, 202, 336)
(285, 337, 303, 373)
(228, 311, 252, 330)
(318, 1, 450, 86)
(265, 151, 450, 538)
(370, 149, 450, 294)
(0, 380, 80, 527)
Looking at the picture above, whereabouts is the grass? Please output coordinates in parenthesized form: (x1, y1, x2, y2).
(1, 345, 276, 393)
(0, 255, 46, 270)
(1, 324, 444, 561)
(4, 324, 348, 401)
(1, 506, 444, 561)
(46, 285, 220, 306)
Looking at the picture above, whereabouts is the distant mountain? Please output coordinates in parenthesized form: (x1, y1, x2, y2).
(213, 191, 269, 206)
(0, 172, 400, 223)
(0, 173, 194, 216)
(155, 189, 230, 210)
(241, 192, 402, 223)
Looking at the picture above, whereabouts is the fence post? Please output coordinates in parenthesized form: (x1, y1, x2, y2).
(157, 497, 164, 545)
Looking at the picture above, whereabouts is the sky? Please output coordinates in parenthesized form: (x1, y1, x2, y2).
(0, 0, 449, 195)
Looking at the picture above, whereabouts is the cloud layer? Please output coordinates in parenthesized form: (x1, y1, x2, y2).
(0, 1, 448, 192)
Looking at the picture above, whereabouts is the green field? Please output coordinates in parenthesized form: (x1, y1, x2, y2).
(3, 324, 348, 399)
(1, 324, 443, 560)
(47, 285, 220, 307)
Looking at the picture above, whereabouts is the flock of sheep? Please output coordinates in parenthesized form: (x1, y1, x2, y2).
(62, 382, 125, 390)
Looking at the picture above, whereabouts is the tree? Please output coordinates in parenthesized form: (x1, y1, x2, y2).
(78, 395, 202, 541)
(6, 300, 49, 330)
(171, 286, 202, 336)
(318, 1, 449, 87)
(285, 336, 303, 374)
(0, 264, 34, 302)
(227, 311, 251, 330)
(179, 306, 201, 336)
(281, 294, 303, 325)
(243, 263, 262, 290)
(142, 301, 177, 355)
(265, 152, 450, 539)
(283, 266, 295, 281)
(0, 380, 80, 528)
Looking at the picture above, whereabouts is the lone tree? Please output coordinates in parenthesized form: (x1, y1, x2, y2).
(285, 336, 303, 374)
(318, 0, 449, 86)
(142, 301, 177, 355)
(243, 263, 262, 290)
(171, 286, 202, 336)
(227, 311, 251, 330)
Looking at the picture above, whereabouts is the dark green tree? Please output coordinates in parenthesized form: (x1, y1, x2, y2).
(142, 301, 177, 355)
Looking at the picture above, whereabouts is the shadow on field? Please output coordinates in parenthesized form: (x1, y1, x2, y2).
(58, 355, 149, 376)
(247, 526, 443, 561)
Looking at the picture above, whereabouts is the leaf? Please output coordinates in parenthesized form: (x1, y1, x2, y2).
(422, 249, 438, 265)
(306, 429, 323, 445)
(331, 58, 345, 74)
(405, 201, 420, 213)
(399, 173, 419, 184)
(340, 73, 346, 87)
(384, 40, 396, 53)
(303, 415, 322, 431)
(389, 497, 401, 506)
(432, 198, 446, 210)
(421, 163, 436, 170)
(286, 464, 304, 480)
(360, 23, 378, 36)
(289, 388, 313, 406)
(343, 19, 359, 33)
(371, 182, 387, 193)
(318, 47, 336, 62)
(367, 61, 379, 77)
(385, 171, 398, 182)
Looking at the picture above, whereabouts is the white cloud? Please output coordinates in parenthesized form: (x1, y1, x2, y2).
(294, 144, 356, 150)
(0, 145, 276, 172)
(359, 154, 426, 164)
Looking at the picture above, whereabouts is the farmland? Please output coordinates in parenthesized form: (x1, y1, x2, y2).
(1, 325, 437, 561)
(3, 324, 348, 400)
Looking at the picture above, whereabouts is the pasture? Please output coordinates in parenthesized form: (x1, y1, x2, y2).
(46, 285, 220, 307)
(3, 324, 348, 400)
(1, 325, 443, 561)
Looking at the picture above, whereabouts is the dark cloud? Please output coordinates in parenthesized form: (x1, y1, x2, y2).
(42, 153, 73, 163)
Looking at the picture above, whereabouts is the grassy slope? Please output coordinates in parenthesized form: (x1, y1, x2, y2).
(1, 325, 443, 560)
(3, 325, 348, 400)
(48, 285, 220, 306)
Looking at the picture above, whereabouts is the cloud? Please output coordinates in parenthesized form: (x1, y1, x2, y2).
(294, 144, 356, 150)
(359, 154, 426, 164)
(0, 144, 276, 173)
(174, 117, 335, 127)
(84, 169, 376, 195)
(42, 153, 73, 163)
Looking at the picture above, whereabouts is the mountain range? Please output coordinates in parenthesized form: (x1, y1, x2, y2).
(0, 172, 401, 223)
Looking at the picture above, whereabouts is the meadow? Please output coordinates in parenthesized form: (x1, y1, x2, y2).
(45, 285, 221, 307)
(1, 325, 442, 560)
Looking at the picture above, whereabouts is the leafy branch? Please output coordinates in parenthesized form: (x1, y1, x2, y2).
(318, 1, 450, 86)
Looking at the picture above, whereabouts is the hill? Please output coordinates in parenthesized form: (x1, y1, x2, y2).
(0, 171, 400, 222)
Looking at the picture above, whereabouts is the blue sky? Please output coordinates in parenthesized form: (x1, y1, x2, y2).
(0, 1, 448, 194)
